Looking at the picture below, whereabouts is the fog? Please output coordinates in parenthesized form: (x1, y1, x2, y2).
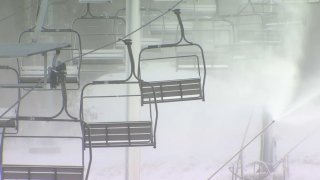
(1, 0, 320, 180)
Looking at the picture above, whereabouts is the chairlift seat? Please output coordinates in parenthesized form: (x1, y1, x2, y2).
(19, 66, 79, 84)
(1, 119, 87, 180)
(139, 10, 206, 104)
(140, 78, 202, 104)
(2, 165, 83, 180)
(84, 121, 153, 148)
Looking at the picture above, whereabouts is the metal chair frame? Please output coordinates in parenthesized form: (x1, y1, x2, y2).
(174, 17, 235, 70)
(138, 9, 206, 104)
(115, 7, 165, 46)
(80, 82, 159, 148)
(79, 39, 159, 148)
(17, 27, 83, 90)
(71, 3, 126, 72)
(0, 118, 92, 180)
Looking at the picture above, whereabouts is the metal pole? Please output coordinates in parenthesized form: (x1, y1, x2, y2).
(260, 110, 275, 170)
(207, 120, 275, 180)
(125, 1, 141, 180)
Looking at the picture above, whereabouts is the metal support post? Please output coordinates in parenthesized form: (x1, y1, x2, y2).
(125, 1, 141, 180)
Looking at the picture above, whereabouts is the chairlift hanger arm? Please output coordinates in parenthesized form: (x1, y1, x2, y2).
(80, 3, 122, 20)
(81, 3, 95, 18)
(89, 39, 140, 84)
(143, 9, 192, 50)
(138, 10, 207, 103)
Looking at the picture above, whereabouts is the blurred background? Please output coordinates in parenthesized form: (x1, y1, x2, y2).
(1, 0, 320, 179)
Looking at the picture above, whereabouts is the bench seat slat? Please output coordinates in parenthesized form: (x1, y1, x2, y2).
(140, 78, 203, 104)
(85, 141, 153, 148)
(3, 165, 83, 180)
(86, 127, 152, 135)
(141, 83, 201, 93)
(143, 96, 202, 104)
(141, 78, 200, 86)
(87, 121, 151, 128)
(85, 121, 153, 148)
(85, 133, 152, 142)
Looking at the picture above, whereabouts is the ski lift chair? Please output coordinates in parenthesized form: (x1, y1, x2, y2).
(72, 3, 126, 72)
(0, 64, 92, 179)
(0, 41, 81, 131)
(80, 39, 159, 148)
(1, 119, 92, 180)
(175, 18, 234, 70)
(115, 7, 165, 48)
(17, 28, 82, 90)
(218, 0, 283, 40)
(0, 67, 93, 180)
(0, 66, 23, 132)
(0, 42, 71, 90)
(215, 0, 283, 60)
(1, 61, 78, 132)
(138, 9, 206, 104)
(80, 83, 158, 148)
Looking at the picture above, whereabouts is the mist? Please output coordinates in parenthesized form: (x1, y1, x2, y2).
(1, 0, 320, 180)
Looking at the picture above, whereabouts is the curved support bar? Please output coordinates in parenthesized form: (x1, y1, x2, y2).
(83, 123, 93, 180)
(173, 9, 185, 42)
(150, 85, 159, 148)
(123, 39, 139, 80)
